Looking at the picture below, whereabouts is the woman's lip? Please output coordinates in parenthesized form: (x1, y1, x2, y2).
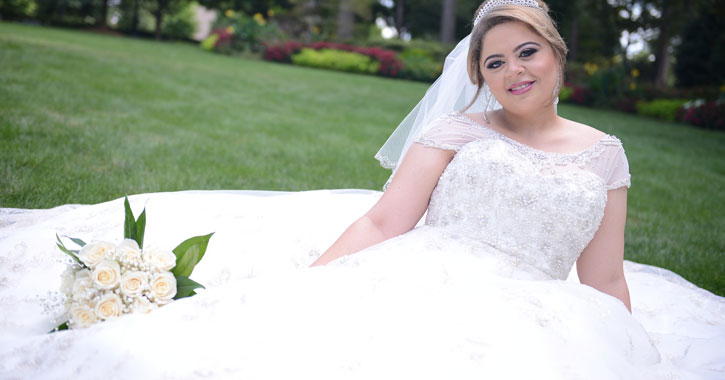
(508, 81, 535, 95)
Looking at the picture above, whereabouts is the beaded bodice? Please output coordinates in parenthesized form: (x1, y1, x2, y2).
(417, 112, 631, 280)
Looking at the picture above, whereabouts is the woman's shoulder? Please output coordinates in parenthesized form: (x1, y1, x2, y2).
(415, 112, 492, 151)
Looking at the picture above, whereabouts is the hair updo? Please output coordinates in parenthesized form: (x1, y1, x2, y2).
(464, 0, 568, 111)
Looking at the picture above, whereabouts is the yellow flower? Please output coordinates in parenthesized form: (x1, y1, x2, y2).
(629, 82, 636, 91)
(312, 26, 320, 34)
(267, 9, 275, 17)
(631, 68, 640, 78)
(583, 62, 599, 76)
(226, 26, 234, 34)
(253, 13, 266, 26)
(225, 9, 235, 18)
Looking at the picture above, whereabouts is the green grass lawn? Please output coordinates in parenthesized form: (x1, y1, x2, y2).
(1, 22, 723, 296)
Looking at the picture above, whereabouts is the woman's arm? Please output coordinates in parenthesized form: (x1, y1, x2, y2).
(310, 143, 455, 266)
(576, 187, 632, 312)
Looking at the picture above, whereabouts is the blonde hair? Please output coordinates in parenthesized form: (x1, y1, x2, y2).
(463, 0, 568, 112)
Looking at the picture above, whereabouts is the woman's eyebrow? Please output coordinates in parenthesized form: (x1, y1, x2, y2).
(514, 41, 541, 52)
(484, 41, 543, 65)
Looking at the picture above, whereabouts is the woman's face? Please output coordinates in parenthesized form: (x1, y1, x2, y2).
(479, 21, 558, 115)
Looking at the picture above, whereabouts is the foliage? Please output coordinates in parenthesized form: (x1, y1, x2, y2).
(398, 48, 441, 82)
(0, 0, 34, 20)
(291, 48, 379, 75)
(676, 100, 725, 130)
(362, 36, 453, 64)
(200, 33, 218, 50)
(161, 1, 197, 40)
(33, 0, 101, 26)
(115, 0, 157, 34)
(558, 84, 573, 102)
(263, 41, 402, 78)
(635, 99, 688, 121)
(263, 40, 302, 62)
(674, 11, 725, 88)
(205, 9, 286, 54)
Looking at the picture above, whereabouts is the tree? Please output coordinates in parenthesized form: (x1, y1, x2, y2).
(609, 0, 702, 87)
(673, 5, 725, 87)
(336, 0, 354, 40)
(547, 0, 621, 64)
(440, 0, 456, 44)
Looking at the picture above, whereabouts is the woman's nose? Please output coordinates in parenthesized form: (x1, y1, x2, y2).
(505, 61, 524, 77)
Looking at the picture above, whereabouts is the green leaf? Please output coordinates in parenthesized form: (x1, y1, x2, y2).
(50, 321, 69, 333)
(124, 197, 136, 241)
(56, 234, 87, 269)
(135, 208, 146, 249)
(67, 237, 86, 247)
(171, 233, 214, 278)
(174, 276, 206, 299)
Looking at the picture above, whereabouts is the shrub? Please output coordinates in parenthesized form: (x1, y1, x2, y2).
(399, 54, 441, 82)
(264, 41, 303, 62)
(264, 41, 402, 77)
(567, 85, 592, 106)
(558, 84, 573, 102)
(203, 11, 286, 55)
(635, 99, 688, 121)
(291, 48, 379, 75)
(162, 1, 197, 40)
(676, 100, 725, 130)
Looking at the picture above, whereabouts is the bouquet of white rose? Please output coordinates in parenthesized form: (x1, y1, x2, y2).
(52, 197, 213, 330)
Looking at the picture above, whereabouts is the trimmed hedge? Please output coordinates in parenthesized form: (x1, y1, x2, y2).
(291, 48, 379, 75)
(635, 99, 688, 121)
(265, 41, 402, 78)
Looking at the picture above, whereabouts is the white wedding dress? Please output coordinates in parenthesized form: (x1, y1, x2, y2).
(1, 112, 723, 379)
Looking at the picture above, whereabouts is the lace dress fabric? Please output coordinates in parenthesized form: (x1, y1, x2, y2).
(0, 115, 723, 379)
(415, 112, 630, 280)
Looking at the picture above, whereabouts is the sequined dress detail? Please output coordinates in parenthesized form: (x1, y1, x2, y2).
(415, 112, 630, 280)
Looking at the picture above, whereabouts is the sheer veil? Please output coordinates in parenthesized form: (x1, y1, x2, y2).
(374, 33, 502, 186)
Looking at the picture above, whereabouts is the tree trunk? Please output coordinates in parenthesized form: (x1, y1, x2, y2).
(98, 0, 108, 27)
(154, 0, 167, 40)
(395, 0, 405, 38)
(131, 0, 139, 36)
(336, 0, 354, 41)
(652, 2, 672, 88)
(440, 0, 456, 44)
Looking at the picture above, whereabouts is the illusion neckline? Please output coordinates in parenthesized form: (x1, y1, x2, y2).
(454, 112, 613, 157)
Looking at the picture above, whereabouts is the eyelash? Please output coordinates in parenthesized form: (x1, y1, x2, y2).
(486, 48, 538, 69)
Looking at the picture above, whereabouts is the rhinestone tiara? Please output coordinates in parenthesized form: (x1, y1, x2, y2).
(473, 0, 543, 26)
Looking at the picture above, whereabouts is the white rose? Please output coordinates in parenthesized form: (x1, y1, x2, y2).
(150, 272, 177, 303)
(78, 241, 114, 268)
(115, 239, 142, 265)
(142, 247, 177, 272)
(119, 271, 148, 297)
(92, 260, 121, 290)
(95, 293, 122, 320)
(72, 273, 95, 300)
(133, 296, 158, 314)
(70, 303, 97, 328)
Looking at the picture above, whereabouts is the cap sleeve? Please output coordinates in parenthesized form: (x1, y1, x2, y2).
(414, 112, 486, 152)
(603, 142, 632, 190)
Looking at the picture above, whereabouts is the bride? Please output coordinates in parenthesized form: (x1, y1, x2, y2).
(0, 1, 723, 379)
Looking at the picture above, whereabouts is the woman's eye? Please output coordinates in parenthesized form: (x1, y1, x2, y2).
(520, 48, 537, 58)
(487, 60, 503, 69)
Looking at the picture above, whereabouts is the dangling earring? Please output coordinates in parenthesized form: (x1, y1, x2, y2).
(552, 71, 562, 113)
(482, 82, 493, 124)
